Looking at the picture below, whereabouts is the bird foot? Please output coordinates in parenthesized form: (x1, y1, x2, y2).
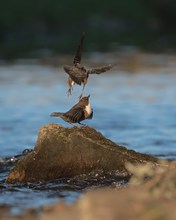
(78, 122, 86, 126)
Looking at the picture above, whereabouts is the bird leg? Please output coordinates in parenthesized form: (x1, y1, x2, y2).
(66, 87, 73, 97)
(78, 84, 86, 99)
(78, 122, 86, 126)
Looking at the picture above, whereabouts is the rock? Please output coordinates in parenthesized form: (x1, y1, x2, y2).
(3, 162, 176, 220)
(52, 163, 176, 220)
(6, 124, 158, 183)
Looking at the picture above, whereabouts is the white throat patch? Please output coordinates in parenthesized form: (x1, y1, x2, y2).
(85, 103, 92, 116)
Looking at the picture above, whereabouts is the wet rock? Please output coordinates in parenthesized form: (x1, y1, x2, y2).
(54, 164, 176, 220)
(3, 162, 176, 220)
(3, 163, 174, 220)
(6, 123, 158, 183)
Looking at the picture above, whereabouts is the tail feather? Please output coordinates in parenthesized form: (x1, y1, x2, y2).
(50, 112, 63, 117)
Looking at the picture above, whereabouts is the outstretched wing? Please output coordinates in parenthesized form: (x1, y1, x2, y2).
(66, 107, 85, 123)
(89, 64, 115, 74)
(73, 32, 86, 65)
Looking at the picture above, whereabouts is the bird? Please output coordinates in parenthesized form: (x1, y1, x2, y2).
(63, 32, 116, 98)
(50, 95, 93, 125)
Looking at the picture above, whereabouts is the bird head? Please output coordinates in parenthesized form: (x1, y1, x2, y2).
(79, 95, 90, 105)
(63, 65, 72, 74)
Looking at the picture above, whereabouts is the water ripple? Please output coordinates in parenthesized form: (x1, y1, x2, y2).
(0, 64, 176, 213)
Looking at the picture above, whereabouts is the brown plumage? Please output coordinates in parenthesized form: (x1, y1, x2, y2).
(50, 95, 93, 125)
(63, 32, 115, 97)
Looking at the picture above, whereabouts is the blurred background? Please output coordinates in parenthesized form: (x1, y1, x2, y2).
(1, 0, 176, 59)
(1, 0, 176, 213)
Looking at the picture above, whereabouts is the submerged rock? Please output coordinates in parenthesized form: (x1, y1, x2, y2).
(6, 124, 158, 183)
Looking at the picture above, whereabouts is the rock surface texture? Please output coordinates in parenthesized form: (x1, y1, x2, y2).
(7, 124, 158, 183)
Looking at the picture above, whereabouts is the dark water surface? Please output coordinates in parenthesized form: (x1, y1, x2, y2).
(0, 63, 176, 214)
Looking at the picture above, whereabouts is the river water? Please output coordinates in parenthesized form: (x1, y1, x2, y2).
(0, 62, 176, 214)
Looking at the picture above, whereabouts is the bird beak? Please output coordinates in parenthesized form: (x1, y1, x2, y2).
(88, 94, 90, 98)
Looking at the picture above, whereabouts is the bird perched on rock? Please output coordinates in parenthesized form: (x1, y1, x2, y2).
(50, 95, 93, 125)
(63, 32, 115, 97)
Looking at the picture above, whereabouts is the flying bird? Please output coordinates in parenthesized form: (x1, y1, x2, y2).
(50, 95, 93, 125)
(63, 32, 115, 97)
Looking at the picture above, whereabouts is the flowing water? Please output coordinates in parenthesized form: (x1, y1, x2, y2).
(0, 62, 176, 214)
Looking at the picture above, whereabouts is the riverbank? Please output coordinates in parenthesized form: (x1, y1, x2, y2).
(1, 51, 176, 74)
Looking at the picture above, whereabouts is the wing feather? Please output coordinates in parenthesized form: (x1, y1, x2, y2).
(73, 32, 86, 65)
(89, 64, 115, 74)
(66, 107, 84, 122)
